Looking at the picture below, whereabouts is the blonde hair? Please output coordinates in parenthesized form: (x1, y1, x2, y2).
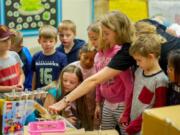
(135, 21, 157, 35)
(99, 11, 135, 48)
(11, 29, 23, 46)
(39, 25, 57, 41)
(129, 33, 165, 59)
(58, 20, 76, 35)
(87, 21, 101, 35)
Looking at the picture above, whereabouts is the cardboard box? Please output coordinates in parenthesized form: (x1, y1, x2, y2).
(0, 99, 34, 134)
(142, 105, 180, 135)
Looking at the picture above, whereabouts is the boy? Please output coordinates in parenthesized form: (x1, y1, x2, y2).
(0, 25, 24, 98)
(10, 29, 32, 90)
(32, 25, 67, 90)
(56, 20, 85, 64)
(123, 34, 168, 135)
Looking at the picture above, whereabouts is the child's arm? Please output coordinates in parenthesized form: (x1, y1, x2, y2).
(153, 86, 167, 107)
(94, 101, 102, 121)
(14, 68, 25, 92)
(126, 114, 142, 135)
(119, 68, 134, 126)
(0, 85, 17, 92)
(119, 91, 133, 127)
(95, 84, 104, 104)
(63, 103, 78, 126)
(32, 72, 36, 90)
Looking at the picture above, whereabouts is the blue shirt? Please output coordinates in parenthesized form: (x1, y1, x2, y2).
(56, 39, 85, 64)
(18, 47, 32, 90)
(32, 51, 67, 89)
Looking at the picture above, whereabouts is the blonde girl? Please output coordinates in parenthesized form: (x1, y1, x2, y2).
(91, 11, 134, 135)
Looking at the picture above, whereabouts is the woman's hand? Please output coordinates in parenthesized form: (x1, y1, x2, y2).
(48, 100, 67, 114)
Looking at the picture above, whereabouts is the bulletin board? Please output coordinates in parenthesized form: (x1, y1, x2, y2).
(148, 0, 180, 24)
(0, 0, 62, 36)
(109, 0, 148, 22)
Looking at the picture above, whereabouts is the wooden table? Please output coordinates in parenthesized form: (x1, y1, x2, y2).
(24, 126, 119, 135)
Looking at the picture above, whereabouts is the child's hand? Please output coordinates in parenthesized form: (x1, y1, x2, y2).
(67, 116, 77, 126)
(119, 115, 129, 128)
(94, 105, 101, 121)
(119, 113, 129, 128)
(121, 122, 129, 128)
(12, 84, 23, 92)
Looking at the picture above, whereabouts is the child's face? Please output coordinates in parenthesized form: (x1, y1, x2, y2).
(59, 29, 75, 47)
(101, 25, 116, 46)
(88, 30, 99, 49)
(80, 51, 95, 69)
(167, 63, 175, 82)
(62, 72, 80, 93)
(133, 53, 153, 72)
(0, 38, 11, 52)
(38, 37, 56, 55)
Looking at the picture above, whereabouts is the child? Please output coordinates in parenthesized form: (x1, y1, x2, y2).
(125, 33, 168, 135)
(56, 20, 86, 64)
(44, 65, 83, 128)
(167, 49, 180, 105)
(10, 29, 33, 90)
(31, 25, 67, 90)
(87, 22, 100, 50)
(70, 44, 96, 130)
(0, 25, 24, 98)
(93, 13, 134, 135)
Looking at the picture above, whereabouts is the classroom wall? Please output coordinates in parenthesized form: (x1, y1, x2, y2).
(24, 0, 94, 55)
(94, 0, 109, 20)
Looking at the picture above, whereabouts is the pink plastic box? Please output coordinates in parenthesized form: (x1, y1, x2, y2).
(28, 120, 66, 135)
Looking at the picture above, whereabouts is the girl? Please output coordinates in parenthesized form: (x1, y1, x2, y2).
(93, 12, 134, 135)
(167, 49, 180, 105)
(87, 22, 101, 50)
(44, 65, 83, 127)
(71, 44, 96, 130)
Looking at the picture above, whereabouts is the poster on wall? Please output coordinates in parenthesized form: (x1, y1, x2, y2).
(148, 0, 180, 25)
(109, 0, 148, 22)
(0, 0, 62, 36)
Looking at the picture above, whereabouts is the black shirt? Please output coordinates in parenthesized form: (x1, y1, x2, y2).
(108, 43, 136, 71)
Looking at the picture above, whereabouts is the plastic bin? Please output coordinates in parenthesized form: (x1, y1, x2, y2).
(28, 120, 66, 135)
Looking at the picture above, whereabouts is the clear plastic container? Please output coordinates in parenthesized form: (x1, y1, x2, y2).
(28, 120, 66, 135)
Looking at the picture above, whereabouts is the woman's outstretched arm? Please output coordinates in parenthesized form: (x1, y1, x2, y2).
(48, 66, 121, 113)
